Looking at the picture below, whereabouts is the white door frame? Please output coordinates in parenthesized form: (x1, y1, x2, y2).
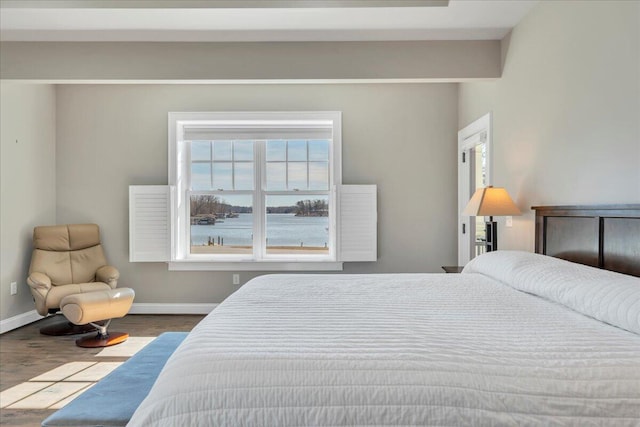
(458, 112, 492, 266)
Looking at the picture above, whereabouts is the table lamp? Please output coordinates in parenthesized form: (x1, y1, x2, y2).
(462, 186, 521, 252)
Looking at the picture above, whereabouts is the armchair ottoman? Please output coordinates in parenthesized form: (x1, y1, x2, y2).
(61, 288, 135, 348)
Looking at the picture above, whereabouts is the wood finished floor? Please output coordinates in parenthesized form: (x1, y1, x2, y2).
(0, 314, 204, 427)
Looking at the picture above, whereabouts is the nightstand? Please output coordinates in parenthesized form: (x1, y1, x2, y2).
(441, 266, 464, 273)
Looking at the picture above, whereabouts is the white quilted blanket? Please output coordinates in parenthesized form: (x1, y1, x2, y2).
(463, 251, 640, 335)
(129, 260, 640, 426)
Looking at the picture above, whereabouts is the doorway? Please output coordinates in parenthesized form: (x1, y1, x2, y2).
(457, 113, 492, 266)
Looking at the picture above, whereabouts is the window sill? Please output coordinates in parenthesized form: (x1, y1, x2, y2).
(167, 261, 344, 271)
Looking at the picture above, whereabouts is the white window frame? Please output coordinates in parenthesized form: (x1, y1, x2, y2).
(458, 112, 492, 266)
(168, 111, 343, 271)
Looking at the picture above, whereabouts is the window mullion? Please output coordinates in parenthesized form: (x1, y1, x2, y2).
(183, 140, 193, 260)
(254, 140, 265, 260)
(231, 140, 236, 190)
(264, 190, 329, 196)
(209, 141, 214, 190)
(285, 140, 289, 191)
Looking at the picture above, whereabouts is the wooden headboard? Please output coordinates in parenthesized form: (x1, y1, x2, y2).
(532, 205, 640, 277)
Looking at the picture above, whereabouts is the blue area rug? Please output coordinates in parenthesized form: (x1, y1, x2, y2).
(42, 332, 187, 427)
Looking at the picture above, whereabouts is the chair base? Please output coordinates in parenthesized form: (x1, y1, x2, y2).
(40, 317, 97, 336)
(75, 332, 129, 348)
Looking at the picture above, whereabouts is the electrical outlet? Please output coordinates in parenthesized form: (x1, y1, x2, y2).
(232, 274, 240, 285)
(505, 216, 513, 228)
(10, 282, 17, 296)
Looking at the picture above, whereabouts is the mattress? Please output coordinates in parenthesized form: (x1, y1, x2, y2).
(128, 252, 640, 426)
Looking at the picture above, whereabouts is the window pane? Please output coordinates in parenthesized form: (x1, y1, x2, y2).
(212, 141, 232, 161)
(212, 162, 232, 190)
(309, 162, 329, 190)
(234, 162, 254, 190)
(288, 162, 307, 190)
(190, 194, 253, 255)
(265, 195, 329, 256)
(266, 140, 286, 161)
(266, 162, 286, 191)
(191, 163, 211, 190)
(287, 140, 307, 161)
(234, 141, 254, 161)
(191, 141, 211, 161)
(308, 140, 329, 161)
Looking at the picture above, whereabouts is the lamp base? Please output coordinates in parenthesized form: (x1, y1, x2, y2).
(485, 219, 498, 252)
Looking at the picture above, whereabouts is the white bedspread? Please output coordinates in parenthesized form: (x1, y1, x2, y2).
(463, 251, 640, 334)
(129, 261, 640, 426)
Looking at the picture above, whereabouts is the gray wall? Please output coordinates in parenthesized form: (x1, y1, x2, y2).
(1, 83, 56, 321)
(458, 0, 640, 251)
(55, 83, 458, 304)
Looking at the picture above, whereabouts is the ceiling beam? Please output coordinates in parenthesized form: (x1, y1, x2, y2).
(0, 40, 499, 82)
(0, 0, 449, 9)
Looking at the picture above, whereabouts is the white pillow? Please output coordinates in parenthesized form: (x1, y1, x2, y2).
(463, 251, 640, 335)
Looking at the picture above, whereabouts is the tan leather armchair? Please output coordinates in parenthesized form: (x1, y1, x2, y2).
(27, 224, 119, 319)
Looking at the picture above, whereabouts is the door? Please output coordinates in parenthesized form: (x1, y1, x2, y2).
(458, 113, 492, 266)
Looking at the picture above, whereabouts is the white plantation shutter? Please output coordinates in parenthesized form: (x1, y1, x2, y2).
(129, 185, 172, 262)
(338, 185, 377, 262)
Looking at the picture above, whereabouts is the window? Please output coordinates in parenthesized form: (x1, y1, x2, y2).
(129, 112, 376, 271)
(169, 112, 342, 267)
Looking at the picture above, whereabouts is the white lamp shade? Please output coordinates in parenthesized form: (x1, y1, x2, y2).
(463, 186, 521, 216)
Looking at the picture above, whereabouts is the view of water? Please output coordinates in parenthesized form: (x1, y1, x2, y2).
(191, 213, 329, 248)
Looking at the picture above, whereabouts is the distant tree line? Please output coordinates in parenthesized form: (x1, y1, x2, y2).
(190, 195, 252, 216)
(191, 195, 326, 216)
(266, 206, 297, 214)
(295, 199, 328, 217)
(190, 195, 221, 216)
(228, 205, 252, 213)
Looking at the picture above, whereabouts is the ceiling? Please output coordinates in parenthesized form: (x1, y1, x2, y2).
(0, 0, 538, 42)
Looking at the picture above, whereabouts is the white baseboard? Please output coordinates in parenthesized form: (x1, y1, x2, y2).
(128, 303, 218, 315)
(0, 310, 44, 334)
(1, 304, 217, 334)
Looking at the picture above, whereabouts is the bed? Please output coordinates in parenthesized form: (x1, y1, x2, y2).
(128, 205, 640, 426)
